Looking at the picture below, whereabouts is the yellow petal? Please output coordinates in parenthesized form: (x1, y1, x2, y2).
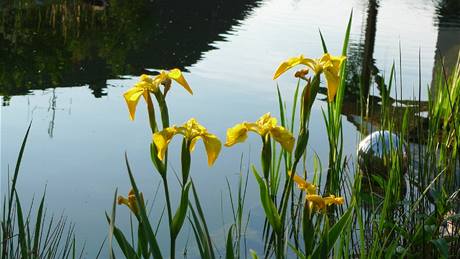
(273, 55, 315, 79)
(320, 54, 346, 102)
(323, 69, 340, 102)
(136, 74, 159, 92)
(269, 126, 295, 152)
(139, 74, 153, 83)
(324, 195, 344, 206)
(202, 133, 222, 166)
(306, 194, 326, 210)
(290, 171, 305, 186)
(117, 189, 145, 215)
(168, 68, 193, 95)
(117, 196, 129, 206)
(256, 113, 277, 127)
(288, 171, 317, 194)
(320, 54, 346, 72)
(123, 87, 148, 120)
(189, 136, 199, 152)
(225, 123, 249, 147)
(152, 127, 178, 161)
(253, 113, 277, 136)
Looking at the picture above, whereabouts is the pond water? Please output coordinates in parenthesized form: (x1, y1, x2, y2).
(1, 0, 460, 257)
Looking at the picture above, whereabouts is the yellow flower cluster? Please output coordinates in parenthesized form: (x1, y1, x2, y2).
(288, 171, 317, 195)
(121, 56, 345, 213)
(289, 171, 344, 212)
(153, 118, 222, 166)
(118, 189, 145, 215)
(123, 69, 192, 120)
(273, 53, 346, 102)
(225, 113, 295, 152)
(306, 194, 344, 211)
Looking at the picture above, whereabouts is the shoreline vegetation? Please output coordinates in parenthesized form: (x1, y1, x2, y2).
(2, 14, 460, 259)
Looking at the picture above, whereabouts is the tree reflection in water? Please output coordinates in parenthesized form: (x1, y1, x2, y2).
(0, 0, 261, 98)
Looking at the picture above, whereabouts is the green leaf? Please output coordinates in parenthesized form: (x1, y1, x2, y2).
(138, 222, 150, 259)
(15, 192, 29, 259)
(125, 154, 163, 258)
(9, 122, 32, 217)
(152, 90, 170, 128)
(252, 166, 281, 234)
(290, 80, 301, 132)
(189, 217, 206, 258)
(341, 10, 353, 56)
(150, 143, 166, 176)
(311, 206, 354, 258)
(190, 181, 215, 258)
(294, 129, 309, 163)
(181, 139, 191, 183)
(302, 202, 314, 256)
(32, 191, 46, 257)
(277, 85, 286, 127)
(108, 189, 117, 259)
(249, 249, 259, 259)
(172, 182, 191, 238)
(225, 225, 235, 259)
(106, 214, 139, 259)
(319, 29, 328, 54)
(431, 238, 448, 259)
(288, 242, 306, 259)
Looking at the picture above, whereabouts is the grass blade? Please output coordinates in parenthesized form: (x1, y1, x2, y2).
(124, 153, 163, 258)
(15, 192, 29, 259)
(225, 225, 235, 259)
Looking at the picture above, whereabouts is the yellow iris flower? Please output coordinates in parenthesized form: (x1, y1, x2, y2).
(123, 69, 193, 120)
(153, 118, 222, 166)
(118, 189, 145, 215)
(306, 194, 344, 212)
(288, 171, 317, 195)
(225, 113, 295, 152)
(273, 53, 346, 102)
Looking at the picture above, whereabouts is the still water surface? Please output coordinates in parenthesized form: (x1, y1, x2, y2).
(2, 0, 460, 256)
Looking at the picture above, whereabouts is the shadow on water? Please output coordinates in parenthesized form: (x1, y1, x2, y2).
(0, 0, 261, 101)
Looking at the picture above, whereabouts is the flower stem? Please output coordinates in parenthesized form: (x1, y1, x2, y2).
(161, 175, 175, 259)
(145, 93, 157, 133)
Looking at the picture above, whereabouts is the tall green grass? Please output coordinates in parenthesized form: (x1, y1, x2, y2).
(1, 124, 85, 259)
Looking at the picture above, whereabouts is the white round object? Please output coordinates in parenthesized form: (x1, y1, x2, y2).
(357, 131, 408, 175)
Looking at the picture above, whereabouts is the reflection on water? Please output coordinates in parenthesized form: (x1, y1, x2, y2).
(1, 0, 459, 104)
(0, 0, 261, 99)
(434, 0, 460, 74)
(341, 0, 460, 134)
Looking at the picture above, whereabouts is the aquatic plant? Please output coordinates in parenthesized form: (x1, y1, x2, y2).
(108, 12, 460, 259)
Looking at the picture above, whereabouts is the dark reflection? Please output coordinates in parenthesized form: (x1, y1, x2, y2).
(339, 0, 382, 131)
(433, 0, 460, 77)
(342, 0, 380, 104)
(0, 0, 261, 101)
(360, 0, 379, 103)
(48, 88, 57, 138)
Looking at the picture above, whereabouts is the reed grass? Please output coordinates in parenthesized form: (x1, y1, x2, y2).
(1, 124, 84, 259)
